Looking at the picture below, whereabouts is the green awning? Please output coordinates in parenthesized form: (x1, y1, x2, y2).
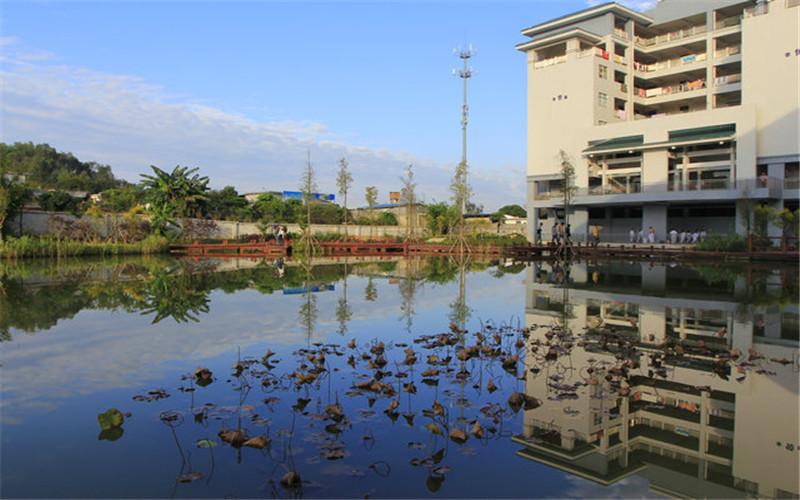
(583, 123, 736, 155)
(668, 123, 736, 142)
(583, 135, 644, 153)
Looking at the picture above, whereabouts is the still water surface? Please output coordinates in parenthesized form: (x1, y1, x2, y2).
(1, 255, 797, 499)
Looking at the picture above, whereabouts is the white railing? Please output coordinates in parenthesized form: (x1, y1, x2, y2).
(714, 17, 741, 30)
(634, 25, 707, 48)
(533, 54, 567, 69)
(595, 47, 627, 65)
(714, 74, 742, 86)
(714, 45, 741, 58)
(634, 78, 706, 99)
(634, 53, 707, 73)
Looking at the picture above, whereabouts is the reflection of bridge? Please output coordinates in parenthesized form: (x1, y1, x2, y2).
(170, 239, 539, 258)
(171, 238, 799, 262)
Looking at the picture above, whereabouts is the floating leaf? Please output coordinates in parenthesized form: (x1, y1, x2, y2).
(97, 409, 124, 430)
(196, 439, 218, 448)
(244, 436, 271, 449)
(280, 471, 302, 489)
(177, 472, 203, 483)
(449, 427, 468, 443)
(427, 423, 444, 437)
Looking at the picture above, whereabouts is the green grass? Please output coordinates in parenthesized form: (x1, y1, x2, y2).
(0, 235, 171, 259)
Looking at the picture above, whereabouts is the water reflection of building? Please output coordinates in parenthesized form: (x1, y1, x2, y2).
(517, 261, 799, 498)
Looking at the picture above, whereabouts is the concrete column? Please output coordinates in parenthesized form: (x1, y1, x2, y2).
(642, 204, 668, 243)
(571, 207, 589, 243)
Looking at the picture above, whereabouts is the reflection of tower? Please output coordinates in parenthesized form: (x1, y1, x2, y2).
(519, 260, 799, 498)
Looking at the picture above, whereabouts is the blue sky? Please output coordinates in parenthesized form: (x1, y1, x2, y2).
(1, 1, 654, 210)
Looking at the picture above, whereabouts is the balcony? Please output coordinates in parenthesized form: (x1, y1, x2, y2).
(714, 45, 741, 59)
(533, 54, 567, 69)
(573, 177, 784, 206)
(713, 73, 741, 86)
(634, 53, 707, 74)
(714, 16, 741, 31)
(630, 424, 699, 451)
(634, 79, 706, 102)
(634, 25, 707, 49)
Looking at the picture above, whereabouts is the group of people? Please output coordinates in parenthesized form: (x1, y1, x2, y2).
(628, 227, 707, 244)
(535, 221, 573, 246)
(534, 221, 604, 247)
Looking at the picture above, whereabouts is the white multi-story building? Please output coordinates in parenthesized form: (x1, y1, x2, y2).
(517, 0, 799, 242)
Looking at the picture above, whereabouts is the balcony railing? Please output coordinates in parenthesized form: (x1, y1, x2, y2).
(634, 78, 706, 99)
(785, 178, 800, 189)
(714, 45, 741, 58)
(634, 25, 707, 48)
(574, 177, 783, 198)
(634, 53, 707, 73)
(714, 74, 741, 86)
(595, 47, 627, 65)
(533, 54, 567, 69)
(714, 16, 742, 30)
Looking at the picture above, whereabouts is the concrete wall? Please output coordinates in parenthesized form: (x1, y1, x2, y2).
(8, 211, 425, 240)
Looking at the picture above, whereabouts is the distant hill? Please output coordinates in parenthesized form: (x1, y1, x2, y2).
(0, 142, 125, 193)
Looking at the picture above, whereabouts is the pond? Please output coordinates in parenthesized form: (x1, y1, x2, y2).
(1, 255, 798, 499)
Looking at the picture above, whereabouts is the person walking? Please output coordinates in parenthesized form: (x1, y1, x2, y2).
(535, 222, 543, 245)
(551, 221, 558, 246)
(629, 228, 636, 243)
(648, 226, 655, 244)
(592, 225, 600, 247)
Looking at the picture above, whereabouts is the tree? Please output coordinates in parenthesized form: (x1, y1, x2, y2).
(253, 193, 286, 223)
(206, 186, 248, 220)
(399, 164, 417, 240)
(140, 165, 210, 235)
(376, 212, 398, 225)
(425, 202, 459, 236)
(777, 208, 799, 238)
(101, 184, 144, 213)
(365, 186, 378, 237)
(0, 142, 122, 193)
(299, 151, 318, 255)
(492, 204, 526, 222)
(336, 158, 353, 236)
(558, 150, 577, 227)
(0, 179, 31, 243)
(450, 161, 471, 241)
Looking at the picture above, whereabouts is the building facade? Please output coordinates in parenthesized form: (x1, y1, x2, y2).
(517, 0, 799, 242)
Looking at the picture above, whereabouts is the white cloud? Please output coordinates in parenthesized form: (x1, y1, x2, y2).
(0, 42, 523, 210)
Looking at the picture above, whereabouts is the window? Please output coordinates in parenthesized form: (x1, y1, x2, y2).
(598, 92, 609, 108)
(598, 64, 608, 79)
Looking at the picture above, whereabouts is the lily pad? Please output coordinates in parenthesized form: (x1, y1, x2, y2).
(97, 408, 124, 430)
